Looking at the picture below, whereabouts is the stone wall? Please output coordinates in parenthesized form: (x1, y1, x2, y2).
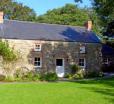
(5, 39, 102, 75)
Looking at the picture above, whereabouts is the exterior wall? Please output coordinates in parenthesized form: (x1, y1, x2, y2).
(5, 39, 102, 75)
(102, 55, 114, 72)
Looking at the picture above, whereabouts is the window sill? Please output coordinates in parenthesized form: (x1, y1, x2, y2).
(34, 66, 42, 68)
(79, 66, 86, 70)
(34, 49, 41, 52)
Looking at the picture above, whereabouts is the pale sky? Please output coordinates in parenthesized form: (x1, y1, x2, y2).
(16, 0, 91, 15)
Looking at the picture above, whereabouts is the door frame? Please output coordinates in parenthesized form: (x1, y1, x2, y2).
(55, 58, 65, 77)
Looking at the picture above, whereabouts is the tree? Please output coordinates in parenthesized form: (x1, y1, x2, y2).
(104, 21, 114, 37)
(37, 4, 90, 26)
(75, 0, 114, 27)
(37, 4, 99, 33)
(103, 21, 114, 48)
(0, 0, 36, 21)
(0, 40, 19, 78)
(92, 0, 114, 27)
(74, 0, 114, 42)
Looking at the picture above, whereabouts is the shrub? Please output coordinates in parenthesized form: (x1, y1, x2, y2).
(0, 74, 6, 81)
(101, 64, 114, 73)
(22, 71, 40, 81)
(5, 75, 15, 82)
(0, 41, 17, 62)
(14, 70, 41, 81)
(71, 70, 84, 79)
(0, 41, 20, 79)
(14, 69, 23, 79)
(64, 73, 71, 78)
(85, 71, 103, 78)
(40, 72, 58, 81)
(70, 64, 80, 74)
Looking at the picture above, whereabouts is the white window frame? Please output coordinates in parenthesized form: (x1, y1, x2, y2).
(34, 44, 41, 51)
(34, 57, 42, 68)
(103, 58, 109, 65)
(79, 58, 86, 69)
(80, 46, 86, 53)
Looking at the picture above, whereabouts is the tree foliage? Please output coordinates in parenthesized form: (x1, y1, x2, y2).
(103, 21, 114, 48)
(104, 21, 114, 37)
(75, 0, 114, 27)
(75, 0, 114, 42)
(0, 0, 36, 21)
(37, 4, 99, 34)
(37, 4, 90, 26)
(92, 0, 114, 27)
(0, 41, 17, 62)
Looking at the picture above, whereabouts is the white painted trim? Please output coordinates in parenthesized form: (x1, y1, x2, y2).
(80, 46, 86, 53)
(56, 58, 64, 67)
(34, 57, 42, 68)
(56, 58, 65, 77)
(103, 58, 109, 65)
(34, 44, 42, 51)
(79, 58, 86, 70)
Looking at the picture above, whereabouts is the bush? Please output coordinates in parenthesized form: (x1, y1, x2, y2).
(70, 64, 80, 74)
(85, 71, 104, 78)
(0, 74, 6, 81)
(40, 72, 58, 81)
(22, 71, 40, 81)
(64, 73, 71, 78)
(101, 64, 114, 73)
(5, 76, 14, 82)
(14, 69, 24, 79)
(0, 41, 17, 62)
(70, 70, 84, 80)
(14, 70, 41, 81)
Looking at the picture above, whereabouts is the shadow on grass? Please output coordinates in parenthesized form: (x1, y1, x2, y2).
(75, 77, 114, 103)
(75, 77, 114, 87)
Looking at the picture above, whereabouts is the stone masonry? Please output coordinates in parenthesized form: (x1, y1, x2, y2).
(5, 39, 102, 75)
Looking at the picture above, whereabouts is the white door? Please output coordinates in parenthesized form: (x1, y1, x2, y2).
(56, 59, 64, 77)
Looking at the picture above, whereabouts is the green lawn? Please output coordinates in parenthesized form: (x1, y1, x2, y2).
(0, 77, 114, 104)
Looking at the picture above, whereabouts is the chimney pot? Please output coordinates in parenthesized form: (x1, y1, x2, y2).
(0, 12, 4, 24)
(85, 20, 92, 31)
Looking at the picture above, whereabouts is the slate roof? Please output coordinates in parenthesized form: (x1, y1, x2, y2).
(0, 19, 101, 43)
(102, 45, 114, 57)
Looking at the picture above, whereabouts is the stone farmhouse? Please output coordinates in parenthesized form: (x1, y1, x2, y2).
(0, 12, 102, 77)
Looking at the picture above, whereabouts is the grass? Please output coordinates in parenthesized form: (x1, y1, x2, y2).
(0, 77, 114, 104)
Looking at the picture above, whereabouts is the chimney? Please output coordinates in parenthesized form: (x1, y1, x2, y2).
(0, 12, 4, 23)
(85, 20, 92, 31)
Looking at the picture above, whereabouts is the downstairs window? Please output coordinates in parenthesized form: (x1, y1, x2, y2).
(34, 57, 42, 67)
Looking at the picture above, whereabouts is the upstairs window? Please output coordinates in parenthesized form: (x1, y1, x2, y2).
(34, 57, 41, 67)
(34, 44, 41, 51)
(79, 58, 86, 68)
(80, 46, 86, 53)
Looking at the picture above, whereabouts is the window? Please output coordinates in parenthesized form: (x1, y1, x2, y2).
(103, 58, 109, 65)
(79, 58, 85, 68)
(56, 59, 63, 66)
(80, 46, 86, 53)
(34, 57, 41, 67)
(34, 44, 41, 51)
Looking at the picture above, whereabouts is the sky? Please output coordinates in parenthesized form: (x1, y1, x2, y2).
(16, 0, 91, 15)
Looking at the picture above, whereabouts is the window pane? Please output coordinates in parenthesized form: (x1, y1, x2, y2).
(38, 62, 40, 66)
(79, 59, 85, 66)
(34, 62, 38, 66)
(56, 59, 63, 66)
(34, 57, 41, 67)
(35, 44, 41, 50)
(35, 57, 38, 61)
(38, 58, 40, 61)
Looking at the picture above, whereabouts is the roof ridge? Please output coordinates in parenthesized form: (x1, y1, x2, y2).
(4, 19, 85, 29)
